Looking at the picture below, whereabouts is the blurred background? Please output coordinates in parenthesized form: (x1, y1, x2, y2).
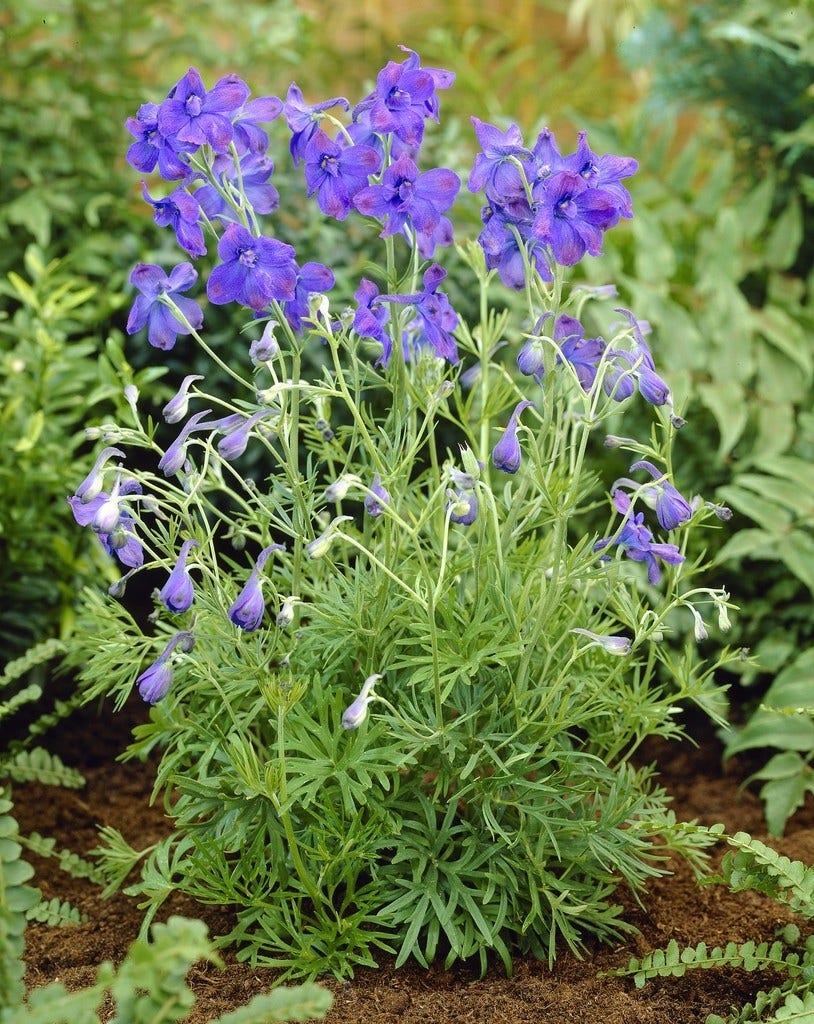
(3, 0, 814, 834)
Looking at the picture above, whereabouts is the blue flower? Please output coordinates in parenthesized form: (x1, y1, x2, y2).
(281, 261, 335, 333)
(594, 490, 685, 585)
(126, 263, 204, 352)
(341, 673, 382, 730)
(141, 183, 206, 258)
(446, 468, 479, 526)
(364, 474, 391, 517)
(73, 446, 125, 504)
(604, 309, 672, 407)
(162, 374, 204, 424)
(352, 279, 391, 365)
(492, 399, 534, 474)
(303, 129, 381, 220)
(196, 153, 279, 221)
(158, 68, 249, 153)
(228, 544, 283, 631)
(136, 630, 195, 703)
(158, 539, 198, 613)
(284, 83, 350, 165)
(68, 478, 144, 568)
(125, 102, 195, 180)
(207, 223, 297, 312)
(380, 265, 459, 366)
(612, 460, 693, 531)
(468, 117, 532, 207)
(354, 153, 460, 243)
(158, 409, 213, 476)
(531, 170, 618, 266)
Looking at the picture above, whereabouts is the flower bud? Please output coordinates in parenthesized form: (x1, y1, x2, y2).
(276, 595, 299, 630)
(162, 374, 205, 424)
(250, 321, 280, 364)
(492, 399, 534, 474)
(341, 673, 382, 730)
(571, 628, 631, 656)
(364, 474, 391, 518)
(74, 447, 125, 504)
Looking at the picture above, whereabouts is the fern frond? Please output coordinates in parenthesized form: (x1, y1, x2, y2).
(26, 896, 87, 926)
(0, 683, 42, 723)
(0, 748, 84, 789)
(720, 832, 814, 919)
(20, 832, 105, 884)
(601, 937, 792, 989)
(0, 791, 41, 1013)
(0, 639, 66, 688)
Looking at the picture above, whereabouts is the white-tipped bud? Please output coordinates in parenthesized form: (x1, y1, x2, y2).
(341, 673, 382, 730)
(276, 596, 299, 630)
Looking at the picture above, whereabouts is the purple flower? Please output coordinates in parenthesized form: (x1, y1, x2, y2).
(478, 205, 551, 290)
(68, 479, 144, 568)
(158, 409, 213, 476)
(353, 47, 453, 148)
(158, 539, 198, 613)
(570, 628, 631, 656)
(303, 129, 381, 219)
(341, 673, 382, 730)
(228, 544, 284, 631)
(284, 83, 350, 165)
(158, 68, 249, 153)
(594, 490, 685, 585)
(126, 263, 203, 351)
(605, 309, 671, 407)
(468, 117, 532, 206)
(529, 126, 566, 188)
(281, 261, 335, 333)
(518, 314, 605, 391)
(162, 374, 204, 424)
(352, 278, 391, 364)
(141, 182, 206, 258)
(613, 460, 693, 531)
(125, 102, 195, 180)
(207, 223, 297, 312)
(364, 474, 391, 517)
(136, 631, 195, 703)
(446, 469, 479, 526)
(216, 409, 272, 461)
(531, 170, 618, 266)
(492, 399, 534, 474)
(353, 152, 460, 242)
(381, 264, 459, 366)
(196, 154, 280, 221)
(562, 130, 638, 220)
(231, 93, 283, 155)
(73, 446, 125, 503)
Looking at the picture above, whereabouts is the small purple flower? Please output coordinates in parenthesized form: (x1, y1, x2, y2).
(468, 117, 532, 206)
(478, 205, 551, 290)
(613, 460, 693, 531)
(353, 47, 453, 148)
(447, 468, 479, 527)
(531, 170, 618, 267)
(158, 68, 249, 153)
(562, 130, 638, 220)
(162, 374, 204, 424)
(380, 264, 459, 366)
(250, 321, 280, 364)
(492, 399, 534, 474)
(605, 309, 671, 407)
(594, 490, 685, 585)
(141, 182, 206, 258)
(92, 473, 123, 534)
(352, 278, 391, 364)
(341, 673, 382, 730)
(68, 479, 144, 568)
(353, 152, 460, 242)
(136, 630, 195, 704)
(570, 628, 631, 656)
(284, 83, 350, 165)
(73, 447, 125, 503)
(231, 92, 283, 155)
(216, 409, 272, 461)
(207, 223, 297, 312)
(364, 474, 391, 517)
(303, 129, 381, 219)
(196, 154, 280, 221)
(125, 102, 195, 180)
(158, 409, 213, 476)
(158, 539, 198, 614)
(520, 314, 606, 391)
(127, 263, 204, 352)
(228, 544, 284, 631)
(281, 261, 335, 333)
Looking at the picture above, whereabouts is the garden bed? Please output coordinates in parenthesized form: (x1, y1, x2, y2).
(19, 701, 812, 1024)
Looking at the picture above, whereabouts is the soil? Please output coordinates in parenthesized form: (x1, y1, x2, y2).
(16, 700, 814, 1024)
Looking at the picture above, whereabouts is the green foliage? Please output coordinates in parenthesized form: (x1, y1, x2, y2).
(7, 914, 332, 1024)
(603, 826, 814, 1024)
(0, 792, 41, 1013)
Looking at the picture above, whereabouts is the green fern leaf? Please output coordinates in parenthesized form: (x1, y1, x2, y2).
(0, 748, 84, 788)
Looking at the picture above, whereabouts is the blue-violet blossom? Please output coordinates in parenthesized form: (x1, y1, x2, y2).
(158, 539, 198, 614)
(126, 263, 204, 352)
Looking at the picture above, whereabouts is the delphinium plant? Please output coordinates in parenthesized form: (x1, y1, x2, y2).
(68, 48, 739, 978)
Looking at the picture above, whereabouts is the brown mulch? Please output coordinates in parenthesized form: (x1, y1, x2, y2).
(16, 699, 814, 1024)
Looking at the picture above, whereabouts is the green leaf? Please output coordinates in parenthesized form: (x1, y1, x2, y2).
(210, 984, 333, 1023)
(697, 381, 749, 459)
(765, 194, 803, 270)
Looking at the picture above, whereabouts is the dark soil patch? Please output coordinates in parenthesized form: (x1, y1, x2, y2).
(17, 701, 814, 1023)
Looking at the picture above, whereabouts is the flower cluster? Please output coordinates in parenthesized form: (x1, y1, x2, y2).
(73, 48, 723, 714)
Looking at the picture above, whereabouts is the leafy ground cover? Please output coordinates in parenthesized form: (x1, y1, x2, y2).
(20, 700, 812, 1024)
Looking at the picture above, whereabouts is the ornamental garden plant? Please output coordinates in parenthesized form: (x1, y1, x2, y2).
(67, 47, 740, 978)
